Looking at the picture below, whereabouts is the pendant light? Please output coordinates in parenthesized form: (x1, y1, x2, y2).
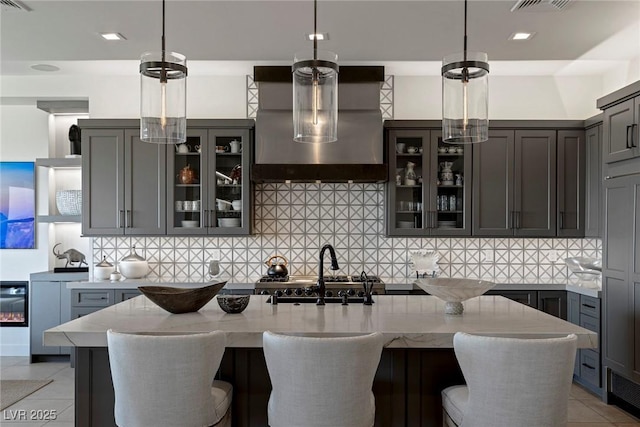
(292, 0, 338, 143)
(441, 0, 489, 144)
(140, 0, 187, 144)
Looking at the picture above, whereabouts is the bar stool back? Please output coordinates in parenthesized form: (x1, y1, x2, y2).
(107, 330, 232, 427)
(442, 332, 578, 427)
(263, 331, 384, 427)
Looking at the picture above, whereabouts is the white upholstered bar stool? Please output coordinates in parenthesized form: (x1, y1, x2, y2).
(107, 330, 232, 427)
(263, 331, 384, 427)
(442, 332, 578, 427)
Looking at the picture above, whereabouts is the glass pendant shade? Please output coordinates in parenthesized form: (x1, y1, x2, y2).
(293, 50, 338, 143)
(442, 51, 489, 144)
(140, 51, 187, 144)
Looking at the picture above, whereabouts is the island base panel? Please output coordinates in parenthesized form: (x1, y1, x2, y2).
(74, 347, 463, 427)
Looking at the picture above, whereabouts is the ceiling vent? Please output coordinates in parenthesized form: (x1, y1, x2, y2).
(1, 0, 31, 11)
(511, 0, 571, 12)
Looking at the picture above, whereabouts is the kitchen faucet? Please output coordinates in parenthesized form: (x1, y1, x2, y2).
(314, 244, 339, 305)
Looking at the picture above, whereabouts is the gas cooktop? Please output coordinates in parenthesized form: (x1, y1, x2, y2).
(256, 275, 382, 285)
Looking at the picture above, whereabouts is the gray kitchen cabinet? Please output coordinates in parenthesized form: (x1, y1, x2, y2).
(473, 129, 556, 237)
(472, 130, 514, 236)
(81, 120, 166, 236)
(537, 290, 567, 320)
(568, 292, 581, 377)
(585, 121, 603, 237)
(598, 81, 640, 164)
(385, 121, 472, 236)
(567, 292, 602, 395)
(484, 290, 539, 309)
(30, 280, 71, 360)
(557, 130, 585, 237)
(602, 174, 639, 383)
(115, 289, 142, 301)
(70, 288, 141, 319)
(167, 120, 253, 236)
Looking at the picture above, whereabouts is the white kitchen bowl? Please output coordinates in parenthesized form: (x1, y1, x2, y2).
(94, 265, 114, 280)
(119, 260, 149, 279)
(55, 190, 82, 215)
(415, 278, 495, 315)
(218, 218, 241, 228)
(232, 200, 242, 211)
(181, 220, 199, 228)
(217, 200, 230, 211)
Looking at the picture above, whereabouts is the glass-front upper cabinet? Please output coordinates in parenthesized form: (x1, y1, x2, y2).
(167, 120, 253, 236)
(385, 122, 471, 236)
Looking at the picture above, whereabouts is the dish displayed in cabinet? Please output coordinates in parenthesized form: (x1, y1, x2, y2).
(171, 137, 203, 230)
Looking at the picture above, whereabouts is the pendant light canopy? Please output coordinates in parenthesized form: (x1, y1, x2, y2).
(140, 0, 187, 144)
(442, 0, 489, 144)
(293, 0, 338, 143)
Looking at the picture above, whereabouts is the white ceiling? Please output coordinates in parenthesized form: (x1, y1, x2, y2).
(1, 0, 639, 76)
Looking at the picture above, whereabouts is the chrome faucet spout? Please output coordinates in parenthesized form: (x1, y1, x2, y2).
(316, 244, 339, 306)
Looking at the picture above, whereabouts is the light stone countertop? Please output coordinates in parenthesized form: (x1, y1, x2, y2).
(66, 275, 253, 290)
(44, 295, 597, 350)
(67, 275, 601, 297)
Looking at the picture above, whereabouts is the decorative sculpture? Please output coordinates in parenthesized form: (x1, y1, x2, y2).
(53, 243, 87, 267)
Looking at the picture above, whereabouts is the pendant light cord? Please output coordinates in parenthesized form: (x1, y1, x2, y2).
(313, 0, 318, 61)
(462, 0, 469, 83)
(161, 0, 167, 83)
(463, 0, 467, 61)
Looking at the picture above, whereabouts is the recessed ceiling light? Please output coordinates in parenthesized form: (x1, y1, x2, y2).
(509, 32, 535, 41)
(306, 33, 329, 41)
(100, 32, 126, 41)
(30, 64, 60, 72)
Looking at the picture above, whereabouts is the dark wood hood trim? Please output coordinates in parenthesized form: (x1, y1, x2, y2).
(251, 164, 388, 183)
(254, 66, 385, 83)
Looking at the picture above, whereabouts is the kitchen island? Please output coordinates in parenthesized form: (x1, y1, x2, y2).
(45, 295, 596, 427)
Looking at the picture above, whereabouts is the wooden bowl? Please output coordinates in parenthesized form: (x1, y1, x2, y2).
(138, 282, 226, 314)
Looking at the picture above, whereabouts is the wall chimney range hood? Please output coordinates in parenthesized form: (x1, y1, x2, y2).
(251, 66, 387, 183)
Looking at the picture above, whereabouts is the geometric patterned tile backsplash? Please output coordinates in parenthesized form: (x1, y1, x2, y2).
(92, 183, 602, 281)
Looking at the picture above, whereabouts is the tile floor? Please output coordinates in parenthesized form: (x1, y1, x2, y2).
(1, 356, 639, 426)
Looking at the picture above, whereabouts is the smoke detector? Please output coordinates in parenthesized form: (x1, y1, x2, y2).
(1, 0, 31, 12)
(511, 0, 571, 12)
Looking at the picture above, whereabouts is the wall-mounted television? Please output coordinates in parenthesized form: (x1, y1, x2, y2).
(0, 162, 35, 249)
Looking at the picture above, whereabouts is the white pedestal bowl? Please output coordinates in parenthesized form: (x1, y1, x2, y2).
(415, 278, 495, 315)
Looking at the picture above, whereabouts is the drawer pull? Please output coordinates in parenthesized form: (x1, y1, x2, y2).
(85, 296, 107, 301)
(581, 362, 596, 370)
(581, 303, 596, 309)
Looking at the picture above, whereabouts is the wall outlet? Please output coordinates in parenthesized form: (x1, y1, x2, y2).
(548, 250, 557, 263)
(482, 249, 494, 263)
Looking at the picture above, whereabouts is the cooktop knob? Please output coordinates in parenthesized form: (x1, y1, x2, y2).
(284, 288, 292, 296)
(259, 290, 270, 295)
(347, 289, 356, 296)
(357, 291, 365, 298)
(325, 290, 334, 297)
(294, 288, 303, 296)
(274, 290, 283, 297)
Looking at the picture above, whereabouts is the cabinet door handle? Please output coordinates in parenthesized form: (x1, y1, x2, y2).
(581, 303, 596, 309)
(581, 362, 595, 370)
(516, 211, 522, 229)
(203, 209, 208, 228)
(119, 210, 125, 228)
(631, 124, 638, 148)
(126, 210, 132, 228)
(627, 125, 633, 149)
(508, 211, 514, 229)
(210, 210, 215, 228)
(559, 211, 564, 229)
